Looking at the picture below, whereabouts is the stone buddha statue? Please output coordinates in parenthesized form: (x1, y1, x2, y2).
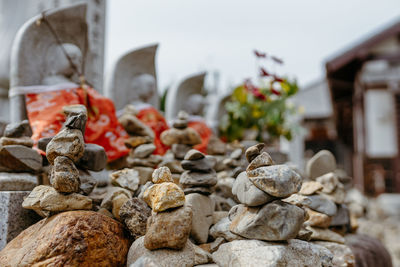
(42, 43, 82, 85)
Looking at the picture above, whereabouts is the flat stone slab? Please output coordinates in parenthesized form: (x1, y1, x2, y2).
(0, 172, 38, 191)
(0, 191, 41, 250)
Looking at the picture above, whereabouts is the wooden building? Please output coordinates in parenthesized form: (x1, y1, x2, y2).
(326, 20, 400, 194)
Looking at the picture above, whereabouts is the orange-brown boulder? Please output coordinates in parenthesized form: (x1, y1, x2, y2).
(0, 210, 131, 267)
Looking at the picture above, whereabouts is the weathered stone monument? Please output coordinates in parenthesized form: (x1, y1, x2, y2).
(0, 0, 105, 123)
(165, 72, 207, 122)
(106, 44, 159, 112)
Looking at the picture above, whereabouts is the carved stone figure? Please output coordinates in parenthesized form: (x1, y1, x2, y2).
(106, 44, 159, 112)
(165, 72, 207, 122)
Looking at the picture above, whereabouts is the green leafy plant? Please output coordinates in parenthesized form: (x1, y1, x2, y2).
(220, 50, 299, 143)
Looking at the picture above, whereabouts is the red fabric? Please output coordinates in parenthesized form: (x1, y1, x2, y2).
(188, 120, 212, 153)
(136, 106, 170, 155)
(26, 87, 129, 162)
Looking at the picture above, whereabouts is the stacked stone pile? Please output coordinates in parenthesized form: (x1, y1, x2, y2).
(209, 144, 337, 266)
(22, 105, 107, 217)
(159, 111, 201, 182)
(0, 120, 42, 173)
(180, 149, 216, 244)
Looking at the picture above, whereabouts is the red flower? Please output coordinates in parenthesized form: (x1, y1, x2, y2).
(259, 67, 270, 77)
(253, 90, 266, 100)
(254, 50, 266, 58)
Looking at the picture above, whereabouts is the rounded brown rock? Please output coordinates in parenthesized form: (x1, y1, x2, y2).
(0, 211, 131, 267)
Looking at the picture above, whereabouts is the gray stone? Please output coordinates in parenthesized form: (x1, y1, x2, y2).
(232, 172, 274, 206)
(100, 186, 132, 210)
(229, 201, 305, 241)
(0, 191, 41, 250)
(4, 120, 32, 138)
(212, 211, 229, 225)
(306, 150, 336, 179)
(316, 172, 339, 194)
(180, 170, 217, 187)
(89, 169, 109, 187)
(245, 143, 264, 163)
(77, 143, 107, 172)
(127, 237, 195, 267)
(246, 152, 274, 171)
(110, 168, 140, 192)
(0, 136, 34, 147)
(314, 241, 355, 267)
(211, 194, 237, 212)
(330, 204, 350, 227)
(134, 167, 154, 185)
(137, 181, 153, 199)
(183, 186, 212, 195)
(46, 128, 85, 164)
(0, 145, 42, 173)
(230, 149, 242, 160)
(130, 256, 160, 267)
(64, 114, 87, 133)
(159, 158, 184, 174)
(186, 193, 214, 244)
(181, 158, 214, 172)
(160, 127, 201, 146)
(119, 113, 155, 138)
(171, 144, 191, 160)
(37, 137, 53, 152)
(307, 226, 345, 244)
(194, 244, 212, 265)
(184, 149, 205, 161)
(22, 185, 92, 216)
(134, 143, 156, 159)
(119, 197, 152, 239)
(50, 156, 80, 193)
(144, 206, 192, 250)
(209, 217, 243, 242)
(78, 169, 97, 195)
(0, 172, 38, 191)
(306, 195, 337, 216)
(215, 177, 235, 199)
(247, 165, 302, 198)
(206, 135, 226, 155)
(151, 166, 173, 184)
(212, 239, 333, 267)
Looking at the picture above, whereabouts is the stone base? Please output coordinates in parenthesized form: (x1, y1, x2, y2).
(0, 172, 38, 191)
(0, 191, 41, 250)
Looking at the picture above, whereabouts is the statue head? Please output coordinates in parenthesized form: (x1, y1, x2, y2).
(43, 43, 82, 83)
(129, 73, 156, 103)
(185, 94, 205, 116)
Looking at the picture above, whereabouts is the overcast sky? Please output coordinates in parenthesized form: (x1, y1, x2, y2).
(105, 0, 400, 94)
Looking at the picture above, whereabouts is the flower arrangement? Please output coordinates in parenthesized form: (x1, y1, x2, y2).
(220, 50, 300, 143)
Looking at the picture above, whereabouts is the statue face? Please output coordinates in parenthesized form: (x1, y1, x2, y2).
(185, 94, 205, 116)
(130, 74, 156, 103)
(44, 43, 82, 79)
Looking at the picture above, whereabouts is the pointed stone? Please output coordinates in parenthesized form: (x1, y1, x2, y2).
(152, 166, 173, 184)
(245, 143, 265, 163)
(246, 152, 274, 171)
(143, 182, 185, 212)
(4, 120, 32, 138)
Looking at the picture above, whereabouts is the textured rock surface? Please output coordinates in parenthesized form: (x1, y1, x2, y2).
(143, 182, 185, 212)
(314, 241, 355, 267)
(0, 136, 34, 147)
(305, 195, 337, 216)
(180, 170, 217, 187)
(77, 143, 107, 172)
(119, 113, 155, 138)
(212, 239, 333, 267)
(22, 185, 92, 216)
(209, 217, 243, 242)
(134, 143, 156, 158)
(247, 165, 302, 198)
(144, 206, 192, 250)
(229, 201, 305, 241)
(306, 150, 336, 179)
(232, 171, 274, 206)
(133, 167, 154, 185)
(184, 149, 205, 160)
(160, 127, 201, 146)
(78, 169, 97, 195)
(0, 172, 38, 191)
(152, 166, 173, 184)
(246, 152, 274, 171)
(46, 128, 85, 164)
(0, 211, 130, 267)
(316, 172, 339, 194)
(194, 244, 212, 265)
(50, 156, 80, 193)
(305, 208, 332, 228)
(110, 168, 140, 192)
(100, 186, 132, 210)
(307, 226, 345, 244)
(0, 191, 41, 250)
(119, 198, 151, 239)
(181, 158, 214, 173)
(299, 181, 323, 195)
(0, 145, 42, 173)
(245, 143, 265, 163)
(186, 193, 214, 244)
(128, 237, 195, 267)
(4, 120, 32, 138)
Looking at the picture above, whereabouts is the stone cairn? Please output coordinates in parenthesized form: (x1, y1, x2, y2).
(180, 149, 217, 244)
(119, 105, 161, 184)
(22, 105, 107, 217)
(159, 110, 201, 183)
